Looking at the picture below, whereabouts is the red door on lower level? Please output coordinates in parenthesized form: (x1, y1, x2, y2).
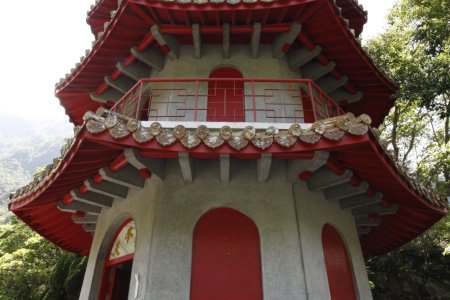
(322, 224, 358, 300)
(207, 67, 245, 122)
(190, 208, 263, 300)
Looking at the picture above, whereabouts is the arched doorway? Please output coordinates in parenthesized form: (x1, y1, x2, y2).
(190, 208, 263, 300)
(99, 219, 136, 300)
(322, 224, 357, 300)
(207, 67, 245, 121)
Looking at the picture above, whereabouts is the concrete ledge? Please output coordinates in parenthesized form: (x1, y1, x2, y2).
(99, 165, 145, 188)
(131, 47, 165, 71)
(324, 181, 369, 201)
(288, 45, 322, 70)
(70, 190, 113, 208)
(307, 167, 353, 191)
(72, 214, 99, 224)
(56, 200, 102, 215)
(117, 62, 151, 82)
(84, 178, 129, 199)
(352, 203, 399, 218)
(340, 192, 382, 210)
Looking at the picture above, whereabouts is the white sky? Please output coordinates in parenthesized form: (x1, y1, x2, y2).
(0, 0, 395, 124)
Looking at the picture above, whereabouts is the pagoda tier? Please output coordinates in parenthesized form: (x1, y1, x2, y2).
(9, 112, 447, 257)
(57, 0, 395, 126)
(86, 0, 367, 37)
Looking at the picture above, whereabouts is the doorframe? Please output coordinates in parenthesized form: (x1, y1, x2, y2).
(207, 66, 245, 121)
(98, 218, 135, 300)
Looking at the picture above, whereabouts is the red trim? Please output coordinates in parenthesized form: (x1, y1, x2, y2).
(93, 174, 103, 184)
(139, 168, 151, 179)
(380, 199, 391, 208)
(207, 68, 245, 122)
(299, 171, 313, 181)
(106, 253, 135, 267)
(366, 187, 376, 196)
(79, 184, 88, 194)
(282, 43, 292, 53)
(325, 159, 345, 175)
(190, 208, 263, 300)
(159, 23, 291, 35)
(159, 44, 170, 54)
(63, 193, 74, 205)
(109, 154, 128, 172)
(349, 176, 361, 187)
(106, 268, 117, 300)
(322, 224, 357, 300)
(106, 218, 134, 262)
(99, 219, 135, 300)
(74, 211, 86, 218)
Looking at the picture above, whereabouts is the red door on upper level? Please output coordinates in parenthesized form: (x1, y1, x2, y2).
(207, 67, 245, 122)
(322, 224, 358, 300)
(190, 208, 263, 300)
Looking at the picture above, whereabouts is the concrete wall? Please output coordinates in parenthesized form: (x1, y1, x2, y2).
(293, 183, 373, 300)
(80, 158, 372, 300)
(145, 45, 307, 123)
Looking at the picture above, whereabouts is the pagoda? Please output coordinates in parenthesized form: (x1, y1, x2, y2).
(9, 0, 448, 299)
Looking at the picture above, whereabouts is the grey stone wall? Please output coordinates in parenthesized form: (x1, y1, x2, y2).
(79, 158, 372, 300)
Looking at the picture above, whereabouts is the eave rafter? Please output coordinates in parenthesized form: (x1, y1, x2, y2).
(9, 110, 448, 256)
(57, 0, 392, 126)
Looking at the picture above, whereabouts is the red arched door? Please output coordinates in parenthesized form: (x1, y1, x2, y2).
(207, 67, 245, 122)
(322, 224, 357, 300)
(190, 208, 263, 300)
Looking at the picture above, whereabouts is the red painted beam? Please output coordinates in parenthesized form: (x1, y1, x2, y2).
(325, 159, 345, 175)
(296, 32, 358, 94)
(159, 23, 291, 35)
(63, 193, 75, 205)
(95, 32, 156, 96)
(109, 153, 128, 172)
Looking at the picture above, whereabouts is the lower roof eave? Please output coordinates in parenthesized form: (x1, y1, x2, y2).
(9, 118, 447, 256)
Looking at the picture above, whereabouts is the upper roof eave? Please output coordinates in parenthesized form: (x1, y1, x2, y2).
(57, 0, 396, 127)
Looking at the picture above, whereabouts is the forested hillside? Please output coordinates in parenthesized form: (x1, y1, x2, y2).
(0, 113, 71, 210)
(0, 115, 87, 300)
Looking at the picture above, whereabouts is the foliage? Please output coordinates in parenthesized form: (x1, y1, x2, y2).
(365, 0, 450, 194)
(41, 253, 87, 300)
(0, 114, 84, 299)
(364, 0, 450, 299)
(0, 216, 61, 299)
(367, 214, 450, 300)
(0, 216, 86, 300)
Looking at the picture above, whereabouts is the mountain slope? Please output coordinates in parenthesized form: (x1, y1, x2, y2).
(0, 114, 72, 209)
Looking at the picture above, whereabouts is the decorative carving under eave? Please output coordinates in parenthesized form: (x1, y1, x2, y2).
(9, 110, 448, 211)
(84, 110, 371, 151)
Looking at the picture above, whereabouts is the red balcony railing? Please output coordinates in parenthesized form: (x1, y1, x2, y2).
(110, 78, 345, 124)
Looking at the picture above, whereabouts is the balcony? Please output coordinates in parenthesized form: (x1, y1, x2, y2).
(110, 78, 345, 125)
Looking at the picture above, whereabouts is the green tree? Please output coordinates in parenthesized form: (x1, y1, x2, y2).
(0, 216, 61, 299)
(366, 0, 449, 193)
(367, 215, 450, 300)
(0, 216, 86, 300)
(41, 253, 87, 300)
(364, 0, 450, 299)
